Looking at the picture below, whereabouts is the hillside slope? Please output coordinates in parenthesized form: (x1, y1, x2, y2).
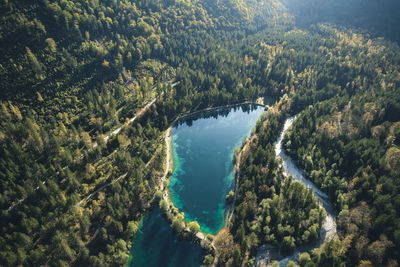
(0, 0, 399, 266)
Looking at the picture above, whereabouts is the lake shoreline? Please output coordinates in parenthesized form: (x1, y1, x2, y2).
(225, 126, 253, 227)
(226, 105, 271, 228)
(170, 101, 265, 128)
(157, 102, 266, 261)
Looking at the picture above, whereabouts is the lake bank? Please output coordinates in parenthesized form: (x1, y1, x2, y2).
(167, 104, 265, 235)
(128, 103, 266, 266)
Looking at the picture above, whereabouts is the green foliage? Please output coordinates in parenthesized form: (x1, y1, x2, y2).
(159, 199, 169, 213)
(126, 221, 139, 238)
(171, 217, 185, 235)
(285, 0, 400, 43)
(284, 71, 400, 265)
(214, 229, 234, 264)
(154, 190, 163, 201)
(298, 252, 311, 266)
(203, 254, 214, 267)
(230, 112, 325, 261)
(225, 190, 235, 204)
(0, 0, 399, 266)
(188, 220, 200, 232)
(286, 260, 300, 267)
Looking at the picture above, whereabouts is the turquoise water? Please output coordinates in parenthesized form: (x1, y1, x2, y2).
(127, 207, 204, 267)
(169, 105, 264, 234)
(128, 105, 264, 267)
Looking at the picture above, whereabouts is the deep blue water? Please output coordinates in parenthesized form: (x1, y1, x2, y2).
(169, 105, 264, 234)
(127, 207, 204, 267)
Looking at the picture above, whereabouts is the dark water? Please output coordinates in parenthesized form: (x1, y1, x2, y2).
(169, 105, 264, 234)
(127, 207, 204, 267)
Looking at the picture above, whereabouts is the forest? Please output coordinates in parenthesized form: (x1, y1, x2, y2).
(225, 110, 326, 265)
(0, 0, 399, 266)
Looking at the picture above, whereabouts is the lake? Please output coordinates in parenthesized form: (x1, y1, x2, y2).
(169, 104, 264, 234)
(128, 104, 264, 267)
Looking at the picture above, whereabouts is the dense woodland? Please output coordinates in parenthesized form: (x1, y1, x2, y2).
(0, 0, 399, 266)
(284, 0, 400, 43)
(224, 110, 326, 266)
(283, 89, 400, 265)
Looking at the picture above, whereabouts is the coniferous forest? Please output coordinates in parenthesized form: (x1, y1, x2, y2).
(0, 0, 399, 266)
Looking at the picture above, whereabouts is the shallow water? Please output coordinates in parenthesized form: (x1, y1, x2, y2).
(169, 105, 264, 234)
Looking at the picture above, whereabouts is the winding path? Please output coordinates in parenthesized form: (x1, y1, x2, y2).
(256, 115, 338, 266)
(103, 97, 158, 142)
(6, 81, 181, 212)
